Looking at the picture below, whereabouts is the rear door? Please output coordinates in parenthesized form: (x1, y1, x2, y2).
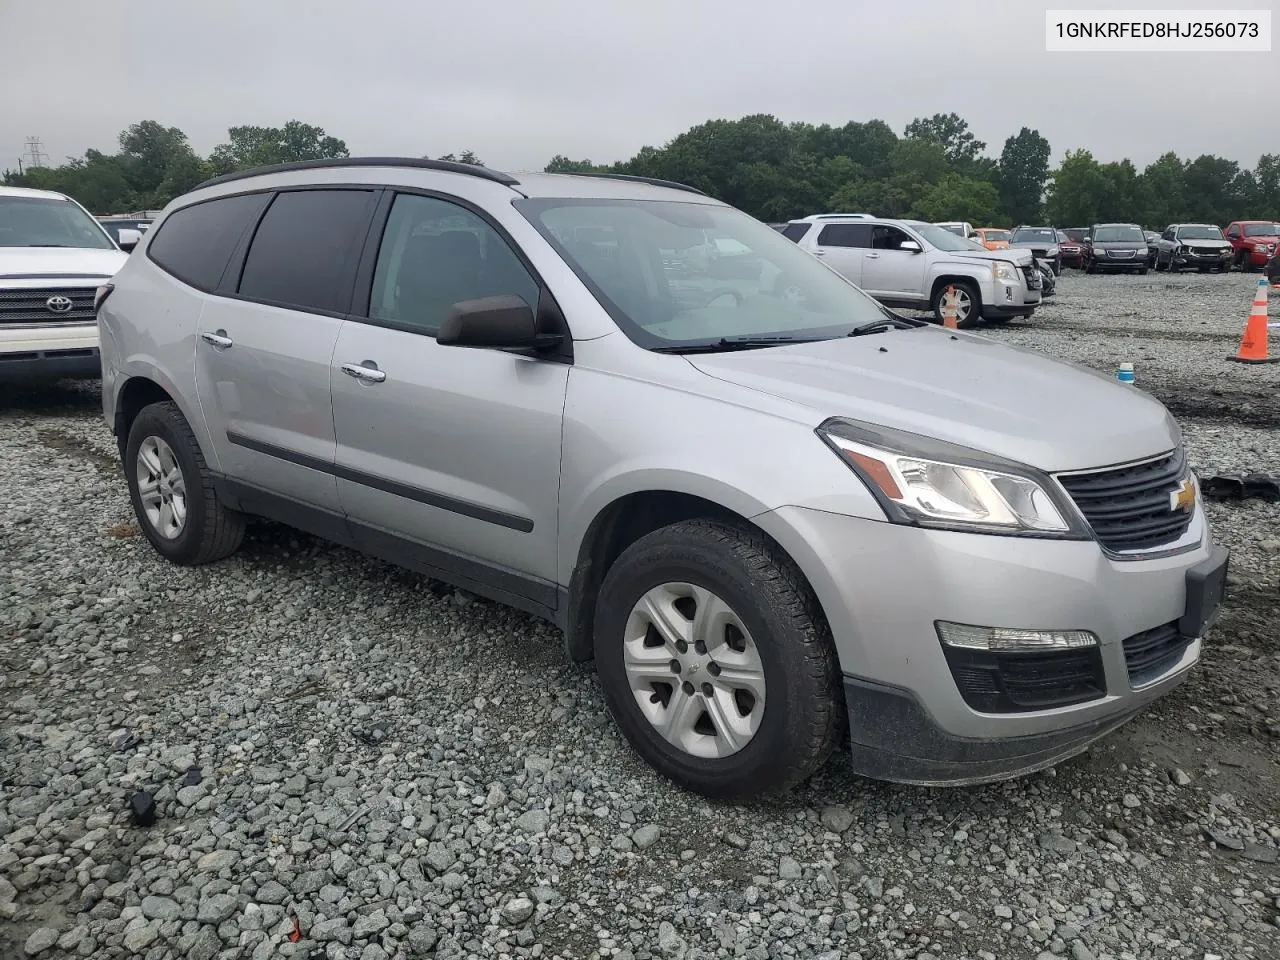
(195, 187, 379, 514)
(810, 223, 870, 286)
(862, 225, 927, 300)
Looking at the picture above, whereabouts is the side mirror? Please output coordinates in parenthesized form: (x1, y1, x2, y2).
(117, 228, 142, 252)
(436, 295, 561, 351)
(899, 240, 922, 253)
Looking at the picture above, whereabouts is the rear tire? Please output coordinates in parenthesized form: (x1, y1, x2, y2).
(592, 519, 842, 801)
(1139, 267, 1149, 275)
(1084, 258, 1096, 274)
(125, 401, 245, 565)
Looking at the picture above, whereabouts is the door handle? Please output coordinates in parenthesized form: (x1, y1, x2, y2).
(812, 250, 826, 257)
(200, 330, 233, 349)
(866, 253, 881, 259)
(340, 361, 387, 384)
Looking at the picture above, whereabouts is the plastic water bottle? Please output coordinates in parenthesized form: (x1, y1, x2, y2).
(1116, 362, 1135, 385)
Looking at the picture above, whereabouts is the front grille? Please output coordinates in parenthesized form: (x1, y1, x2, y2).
(1122, 621, 1192, 685)
(944, 646, 1106, 713)
(1056, 449, 1194, 553)
(0, 287, 97, 325)
(1108, 250, 1136, 259)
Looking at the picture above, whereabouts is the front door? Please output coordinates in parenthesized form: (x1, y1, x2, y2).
(196, 187, 379, 513)
(861, 225, 927, 300)
(330, 191, 568, 606)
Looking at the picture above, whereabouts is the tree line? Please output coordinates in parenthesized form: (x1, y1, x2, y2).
(6, 114, 1277, 229)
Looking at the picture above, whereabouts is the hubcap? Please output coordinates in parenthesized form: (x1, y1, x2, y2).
(623, 582, 766, 759)
(136, 436, 187, 540)
(952, 288, 972, 321)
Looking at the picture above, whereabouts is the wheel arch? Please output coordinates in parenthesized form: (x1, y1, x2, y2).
(112, 373, 214, 469)
(562, 487, 830, 665)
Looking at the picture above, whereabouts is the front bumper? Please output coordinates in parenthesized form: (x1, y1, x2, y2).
(1093, 256, 1146, 270)
(753, 505, 1222, 784)
(1172, 252, 1232, 268)
(0, 323, 102, 381)
(1244, 248, 1277, 266)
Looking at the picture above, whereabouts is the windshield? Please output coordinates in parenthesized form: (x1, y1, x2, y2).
(515, 198, 892, 349)
(982, 230, 1010, 242)
(1010, 228, 1056, 244)
(1056, 231, 1073, 243)
(0, 196, 116, 249)
(912, 223, 978, 252)
(1092, 225, 1144, 243)
(1243, 223, 1280, 237)
(1177, 225, 1225, 240)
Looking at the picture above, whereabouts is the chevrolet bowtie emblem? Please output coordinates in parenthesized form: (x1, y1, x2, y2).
(1169, 478, 1196, 513)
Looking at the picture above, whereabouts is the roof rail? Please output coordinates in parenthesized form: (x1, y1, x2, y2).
(801, 212, 874, 221)
(194, 156, 521, 191)
(561, 172, 707, 196)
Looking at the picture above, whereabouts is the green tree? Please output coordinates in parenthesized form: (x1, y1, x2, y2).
(998, 128, 1051, 225)
(1139, 152, 1186, 229)
(1046, 150, 1107, 225)
(544, 155, 603, 173)
(904, 112, 986, 168)
(910, 174, 1003, 224)
(208, 120, 348, 175)
(436, 151, 483, 165)
(117, 121, 203, 206)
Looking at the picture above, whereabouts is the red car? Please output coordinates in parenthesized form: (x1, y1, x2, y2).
(1224, 220, 1280, 270)
(1056, 230, 1084, 268)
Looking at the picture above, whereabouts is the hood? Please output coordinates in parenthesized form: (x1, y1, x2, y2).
(1179, 238, 1231, 249)
(1009, 240, 1059, 251)
(1242, 232, 1280, 243)
(0, 246, 128, 282)
(687, 328, 1177, 472)
(950, 247, 1033, 266)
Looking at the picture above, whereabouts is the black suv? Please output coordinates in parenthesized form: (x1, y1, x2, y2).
(1082, 223, 1149, 275)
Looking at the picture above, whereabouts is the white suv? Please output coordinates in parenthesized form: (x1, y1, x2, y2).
(781, 216, 1041, 327)
(0, 186, 128, 380)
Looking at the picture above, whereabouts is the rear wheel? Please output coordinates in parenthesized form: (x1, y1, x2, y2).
(1084, 257, 1096, 274)
(125, 401, 245, 565)
(1139, 267, 1149, 275)
(593, 520, 842, 801)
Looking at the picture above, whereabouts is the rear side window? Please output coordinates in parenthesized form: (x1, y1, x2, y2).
(238, 189, 376, 314)
(816, 223, 870, 248)
(147, 193, 270, 291)
(780, 223, 811, 243)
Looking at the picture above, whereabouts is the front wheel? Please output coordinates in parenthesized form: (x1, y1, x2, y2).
(125, 401, 245, 565)
(930, 281, 980, 329)
(593, 520, 842, 801)
(1139, 267, 1149, 275)
(1084, 257, 1096, 274)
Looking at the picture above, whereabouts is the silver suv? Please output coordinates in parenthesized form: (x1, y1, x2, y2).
(781, 215, 1041, 327)
(99, 158, 1228, 800)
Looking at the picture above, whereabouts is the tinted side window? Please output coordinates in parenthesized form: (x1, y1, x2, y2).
(871, 226, 912, 250)
(238, 190, 375, 313)
(816, 223, 870, 248)
(1226, 225, 1240, 237)
(367, 194, 540, 335)
(147, 193, 270, 291)
(780, 223, 811, 243)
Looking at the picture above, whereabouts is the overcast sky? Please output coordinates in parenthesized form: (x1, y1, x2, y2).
(1, 0, 1275, 174)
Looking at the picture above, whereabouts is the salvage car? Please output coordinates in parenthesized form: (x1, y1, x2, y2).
(1225, 221, 1280, 271)
(1056, 230, 1084, 268)
(98, 157, 1226, 799)
(1155, 224, 1234, 273)
(974, 227, 1011, 250)
(784, 215, 1041, 326)
(1082, 223, 1149, 274)
(1143, 231, 1160, 269)
(1008, 226, 1062, 275)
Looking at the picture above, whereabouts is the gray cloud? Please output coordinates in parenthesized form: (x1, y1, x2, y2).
(1, 0, 1275, 174)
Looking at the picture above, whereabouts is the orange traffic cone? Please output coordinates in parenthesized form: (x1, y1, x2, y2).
(1228, 278, 1279, 364)
(941, 285, 959, 329)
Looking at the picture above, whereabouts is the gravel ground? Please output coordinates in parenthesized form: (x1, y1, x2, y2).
(2, 271, 1278, 960)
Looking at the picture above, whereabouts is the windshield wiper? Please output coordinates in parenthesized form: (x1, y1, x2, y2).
(652, 335, 829, 354)
(848, 312, 925, 336)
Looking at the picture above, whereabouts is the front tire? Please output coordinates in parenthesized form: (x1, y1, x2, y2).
(930, 280, 980, 329)
(125, 401, 245, 565)
(592, 520, 842, 801)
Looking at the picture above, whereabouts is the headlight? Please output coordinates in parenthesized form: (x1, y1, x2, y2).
(992, 261, 1019, 282)
(817, 419, 1085, 537)
(1256, 244, 1269, 252)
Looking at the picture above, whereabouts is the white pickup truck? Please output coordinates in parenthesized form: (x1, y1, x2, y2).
(779, 214, 1041, 327)
(1, 186, 128, 380)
